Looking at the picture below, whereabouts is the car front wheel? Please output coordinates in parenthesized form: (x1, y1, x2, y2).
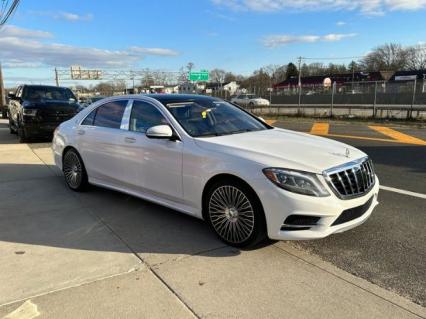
(63, 149, 88, 191)
(206, 179, 266, 247)
(17, 122, 27, 143)
(8, 117, 16, 134)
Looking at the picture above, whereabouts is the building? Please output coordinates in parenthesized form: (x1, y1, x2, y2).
(205, 81, 240, 95)
(273, 72, 385, 92)
(178, 82, 206, 94)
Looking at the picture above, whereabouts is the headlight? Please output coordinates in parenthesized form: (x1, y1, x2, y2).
(23, 109, 37, 116)
(263, 168, 330, 197)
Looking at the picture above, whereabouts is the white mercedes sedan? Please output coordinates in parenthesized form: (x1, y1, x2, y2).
(53, 94, 379, 247)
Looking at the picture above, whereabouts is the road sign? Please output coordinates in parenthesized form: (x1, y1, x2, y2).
(188, 70, 209, 81)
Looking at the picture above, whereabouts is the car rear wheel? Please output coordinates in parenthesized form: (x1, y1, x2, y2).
(206, 179, 266, 247)
(63, 149, 88, 191)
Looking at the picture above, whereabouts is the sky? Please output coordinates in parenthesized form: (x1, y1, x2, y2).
(1, 0, 426, 87)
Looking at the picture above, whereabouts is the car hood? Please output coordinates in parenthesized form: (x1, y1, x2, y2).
(194, 128, 366, 173)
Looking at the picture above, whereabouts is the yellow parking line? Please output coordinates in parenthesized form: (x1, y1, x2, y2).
(368, 126, 426, 146)
(310, 123, 329, 135)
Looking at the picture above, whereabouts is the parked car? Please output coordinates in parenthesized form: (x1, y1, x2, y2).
(8, 85, 80, 142)
(80, 96, 107, 108)
(53, 94, 379, 247)
(231, 94, 270, 107)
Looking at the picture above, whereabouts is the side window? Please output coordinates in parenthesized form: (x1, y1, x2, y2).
(16, 86, 23, 98)
(81, 109, 96, 126)
(129, 101, 167, 133)
(93, 100, 128, 129)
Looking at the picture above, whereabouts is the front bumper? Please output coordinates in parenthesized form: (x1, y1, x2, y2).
(254, 175, 380, 240)
(22, 122, 61, 137)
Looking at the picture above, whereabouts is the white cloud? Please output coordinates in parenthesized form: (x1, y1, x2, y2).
(0, 25, 53, 38)
(212, 0, 426, 14)
(0, 26, 179, 68)
(129, 47, 179, 56)
(57, 12, 93, 21)
(336, 21, 346, 26)
(28, 10, 93, 22)
(263, 33, 357, 47)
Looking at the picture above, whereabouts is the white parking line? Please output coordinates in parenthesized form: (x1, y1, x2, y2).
(380, 185, 426, 199)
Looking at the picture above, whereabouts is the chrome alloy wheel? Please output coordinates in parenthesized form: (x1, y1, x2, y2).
(208, 185, 255, 244)
(63, 151, 83, 189)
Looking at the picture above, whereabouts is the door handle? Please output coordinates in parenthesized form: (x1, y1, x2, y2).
(77, 129, 85, 135)
(124, 137, 136, 143)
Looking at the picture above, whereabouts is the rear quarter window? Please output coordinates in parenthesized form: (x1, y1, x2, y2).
(81, 100, 128, 129)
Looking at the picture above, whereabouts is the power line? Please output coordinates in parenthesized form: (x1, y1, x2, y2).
(0, 0, 20, 27)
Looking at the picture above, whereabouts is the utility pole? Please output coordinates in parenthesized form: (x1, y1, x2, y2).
(297, 56, 303, 113)
(54, 67, 60, 87)
(0, 63, 6, 118)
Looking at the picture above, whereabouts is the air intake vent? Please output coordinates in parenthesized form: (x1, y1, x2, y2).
(332, 196, 374, 226)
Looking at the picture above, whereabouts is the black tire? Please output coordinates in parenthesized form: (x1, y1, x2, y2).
(8, 117, 16, 134)
(17, 123, 28, 143)
(2, 110, 7, 119)
(63, 149, 88, 191)
(204, 178, 267, 248)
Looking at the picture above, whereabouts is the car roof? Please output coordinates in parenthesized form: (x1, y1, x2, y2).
(144, 94, 222, 105)
(23, 84, 69, 89)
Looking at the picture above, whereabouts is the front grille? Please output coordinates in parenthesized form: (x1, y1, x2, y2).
(331, 196, 374, 226)
(324, 157, 375, 199)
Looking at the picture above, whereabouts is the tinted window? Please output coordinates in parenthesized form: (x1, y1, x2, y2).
(129, 101, 167, 133)
(16, 86, 23, 98)
(23, 86, 76, 102)
(93, 100, 128, 129)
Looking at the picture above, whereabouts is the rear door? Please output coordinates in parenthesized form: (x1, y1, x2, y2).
(76, 99, 130, 185)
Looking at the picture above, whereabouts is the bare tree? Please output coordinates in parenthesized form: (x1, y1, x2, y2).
(186, 62, 194, 73)
(177, 66, 188, 83)
(360, 43, 409, 71)
(264, 64, 287, 85)
(210, 69, 226, 84)
(406, 45, 426, 70)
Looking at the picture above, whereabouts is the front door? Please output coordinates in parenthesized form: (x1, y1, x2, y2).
(120, 99, 183, 202)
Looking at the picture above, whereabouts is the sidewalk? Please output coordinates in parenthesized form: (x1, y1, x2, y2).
(0, 121, 424, 318)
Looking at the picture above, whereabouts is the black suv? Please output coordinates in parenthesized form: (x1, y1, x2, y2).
(8, 85, 80, 142)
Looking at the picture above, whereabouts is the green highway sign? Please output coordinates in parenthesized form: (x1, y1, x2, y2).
(188, 70, 209, 81)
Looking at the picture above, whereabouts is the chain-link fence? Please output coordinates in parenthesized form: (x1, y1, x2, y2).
(205, 80, 426, 120)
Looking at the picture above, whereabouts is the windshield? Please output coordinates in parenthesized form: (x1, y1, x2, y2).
(23, 86, 76, 102)
(165, 99, 268, 137)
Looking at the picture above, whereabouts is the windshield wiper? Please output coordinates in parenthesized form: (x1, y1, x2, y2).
(228, 129, 254, 135)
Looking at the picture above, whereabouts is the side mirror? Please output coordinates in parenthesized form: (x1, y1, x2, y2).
(146, 125, 175, 140)
(8, 93, 16, 99)
(258, 116, 266, 123)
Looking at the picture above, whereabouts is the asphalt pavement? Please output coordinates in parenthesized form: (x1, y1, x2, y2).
(0, 118, 424, 318)
(272, 118, 426, 306)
